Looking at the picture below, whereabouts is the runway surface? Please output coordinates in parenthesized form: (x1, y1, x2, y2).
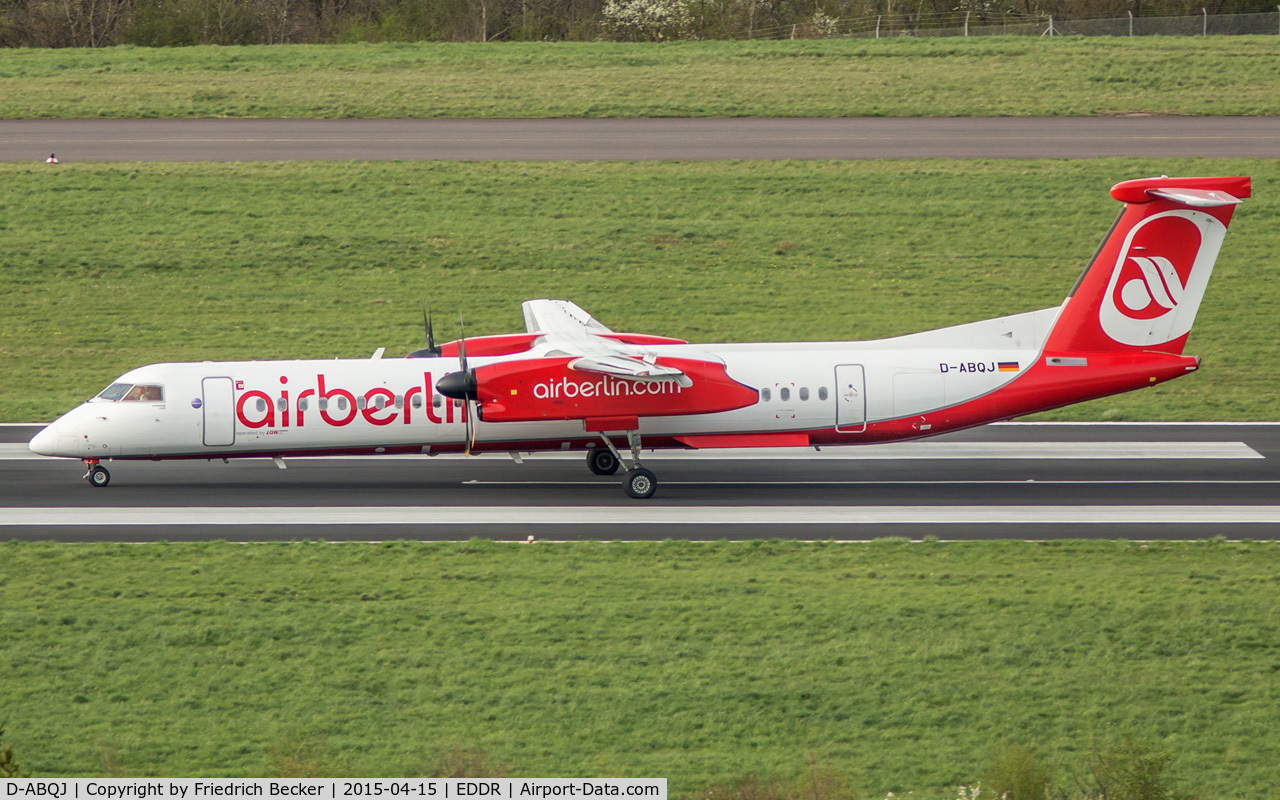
(4, 117, 1279, 162)
(3, 423, 1278, 541)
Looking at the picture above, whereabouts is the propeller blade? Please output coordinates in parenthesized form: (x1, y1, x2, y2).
(457, 316, 468, 372)
(424, 304, 438, 355)
(458, 316, 474, 454)
(407, 302, 442, 358)
(466, 400, 477, 455)
(429, 315, 479, 453)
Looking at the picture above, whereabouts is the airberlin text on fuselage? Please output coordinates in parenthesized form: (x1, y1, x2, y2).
(234, 372, 458, 429)
(533, 376, 684, 400)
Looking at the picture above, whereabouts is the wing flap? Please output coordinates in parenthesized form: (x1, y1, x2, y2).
(569, 355, 693, 387)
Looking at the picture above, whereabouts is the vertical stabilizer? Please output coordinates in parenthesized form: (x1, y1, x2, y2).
(1043, 176, 1249, 356)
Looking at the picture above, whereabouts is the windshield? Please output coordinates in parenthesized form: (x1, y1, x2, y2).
(123, 384, 164, 402)
(97, 383, 132, 402)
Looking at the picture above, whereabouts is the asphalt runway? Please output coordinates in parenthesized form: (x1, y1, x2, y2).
(3, 423, 1278, 541)
(4, 117, 1279, 162)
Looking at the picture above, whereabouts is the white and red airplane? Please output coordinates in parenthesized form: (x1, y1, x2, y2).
(30, 176, 1249, 498)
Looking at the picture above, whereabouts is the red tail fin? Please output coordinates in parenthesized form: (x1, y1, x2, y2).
(1043, 176, 1249, 356)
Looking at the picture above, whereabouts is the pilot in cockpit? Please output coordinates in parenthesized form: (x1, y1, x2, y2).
(123, 385, 163, 402)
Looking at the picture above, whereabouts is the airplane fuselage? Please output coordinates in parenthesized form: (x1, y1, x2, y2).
(31, 312, 1196, 462)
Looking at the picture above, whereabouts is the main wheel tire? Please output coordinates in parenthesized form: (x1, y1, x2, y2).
(588, 448, 620, 476)
(88, 466, 110, 488)
(623, 467, 657, 500)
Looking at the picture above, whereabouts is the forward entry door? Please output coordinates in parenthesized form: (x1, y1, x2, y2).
(202, 377, 236, 447)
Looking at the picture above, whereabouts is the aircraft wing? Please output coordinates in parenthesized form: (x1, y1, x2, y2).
(522, 299, 692, 387)
(522, 299, 613, 336)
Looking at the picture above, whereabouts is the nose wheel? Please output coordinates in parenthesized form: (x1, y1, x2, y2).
(83, 461, 110, 487)
(598, 431, 658, 499)
(624, 467, 657, 499)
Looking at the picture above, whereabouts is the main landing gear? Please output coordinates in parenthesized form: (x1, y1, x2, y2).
(587, 447, 620, 476)
(83, 459, 110, 487)
(593, 432, 657, 500)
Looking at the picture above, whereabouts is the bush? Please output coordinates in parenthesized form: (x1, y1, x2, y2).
(984, 743, 1052, 800)
(429, 747, 510, 779)
(1070, 736, 1182, 800)
(0, 723, 28, 779)
(702, 776, 791, 800)
(701, 760, 860, 800)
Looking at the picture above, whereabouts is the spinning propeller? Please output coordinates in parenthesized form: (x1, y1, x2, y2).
(407, 304, 442, 358)
(435, 316, 480, 454)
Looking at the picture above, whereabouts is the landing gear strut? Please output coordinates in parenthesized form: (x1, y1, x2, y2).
(599, 431, 657, 500)
(83, 459, 110, 487)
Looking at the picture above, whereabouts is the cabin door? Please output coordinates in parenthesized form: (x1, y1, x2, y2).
(202, 377, 236, 447)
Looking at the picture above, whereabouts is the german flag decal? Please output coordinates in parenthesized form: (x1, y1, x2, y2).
(998, 362, 1020, 372)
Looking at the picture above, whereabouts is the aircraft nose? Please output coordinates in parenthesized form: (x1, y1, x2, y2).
(28, 424, 58, 456)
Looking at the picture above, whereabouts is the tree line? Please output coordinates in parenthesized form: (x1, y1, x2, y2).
(0, 0, 1271, 47)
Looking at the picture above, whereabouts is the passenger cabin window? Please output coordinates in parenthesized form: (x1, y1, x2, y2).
(97, 383, 132, 402)
(799, 387, 810, 401)
(780, 387, 791, 402)
(122, 384, 163, 403)
(819, 387, 829, 401)
(761, 388, 771, 402)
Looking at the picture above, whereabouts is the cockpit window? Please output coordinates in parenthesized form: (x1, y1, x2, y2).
(97, 383, 133, 402)
(122, 384, 164, 403)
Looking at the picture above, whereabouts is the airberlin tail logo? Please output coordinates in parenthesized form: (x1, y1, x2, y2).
(1098, 209, 1226, 347)
(1121, 256, 1183, 314)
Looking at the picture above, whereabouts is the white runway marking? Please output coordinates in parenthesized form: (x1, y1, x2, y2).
(6, 506, 1280, 526)
(461, 479, 1280, 487)
(0, 441, 1263, 461)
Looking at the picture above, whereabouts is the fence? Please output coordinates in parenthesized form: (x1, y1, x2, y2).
(748, 8, 1280, 41)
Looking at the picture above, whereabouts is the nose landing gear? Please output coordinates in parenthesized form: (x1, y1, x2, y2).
(83, 459, 110, 487)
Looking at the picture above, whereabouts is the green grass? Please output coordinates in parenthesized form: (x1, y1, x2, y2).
(3, 38, 1280, 118)
(2, 158, 1277, 423)
(2, 539, 1278, 797)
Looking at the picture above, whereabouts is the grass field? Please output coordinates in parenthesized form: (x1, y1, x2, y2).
(1, 539, 1278, 797)
(3, 38, 1280, 119)
(2, 158, 1277, 423)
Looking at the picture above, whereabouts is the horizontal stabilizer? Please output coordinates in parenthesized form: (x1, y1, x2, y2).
(1146, 188, 1241, 208)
